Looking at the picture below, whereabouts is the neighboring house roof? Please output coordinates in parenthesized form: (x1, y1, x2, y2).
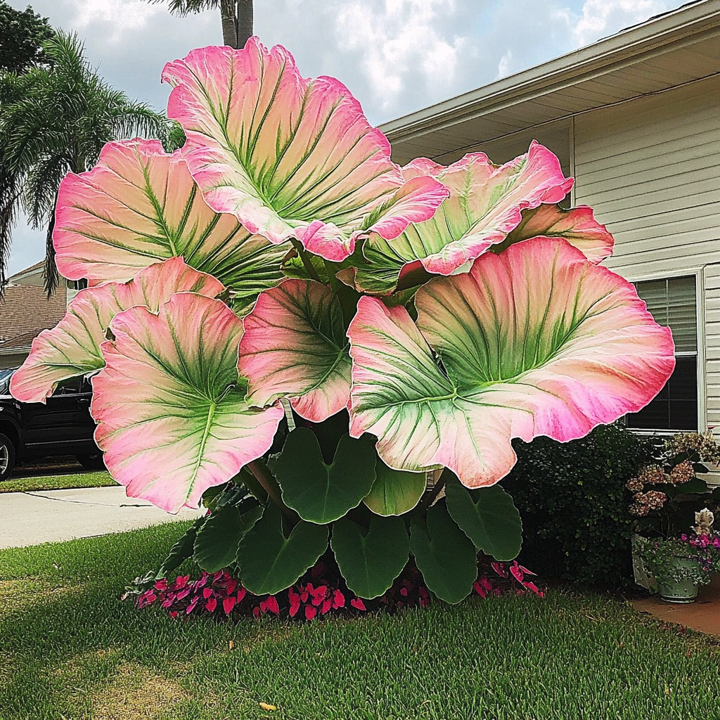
(0, 283, 66, 356)
(7, 260, 47, 288)
(380, 0, 720, 164)
(8, 260, 44, 282)
(0, 330, 45, 355)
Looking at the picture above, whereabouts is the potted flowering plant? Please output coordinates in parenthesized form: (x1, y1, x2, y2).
(9, 39, 674, 607)
(639, 510, 720, 603)
(628, 432, 720, 599)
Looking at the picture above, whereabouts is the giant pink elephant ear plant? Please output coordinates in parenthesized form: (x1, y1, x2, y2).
(11, 38, 675, 604)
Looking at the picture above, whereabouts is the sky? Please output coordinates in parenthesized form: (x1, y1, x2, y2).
(6, 0, 685, 276)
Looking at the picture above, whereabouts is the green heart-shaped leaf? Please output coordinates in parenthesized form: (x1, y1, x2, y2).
(445, 480, 522, 561)
(158, 516, 205, 578)
(201, 483, 248, 512)
(331, 515, 409, 599)
(363, 460, 426, 516)
(675, 477, 707, 495)
(193, 503, 262, 573)
(275, 428, 377, 524)
(410, 504, 477, 604)
(236, 504, 329, 595)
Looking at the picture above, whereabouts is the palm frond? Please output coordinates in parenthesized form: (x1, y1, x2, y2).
(0, 30, 171, 291)
(147, 0, 220, 17)
(0, 169, 21, 293)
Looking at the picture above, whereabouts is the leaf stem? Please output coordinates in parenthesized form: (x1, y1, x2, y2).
(395, 264, 433, 292)
(323, 259, 343, 292)
(246, 459, 297, 521)
(291, 239, 323, 283)
(238, 467, 267, 502)
(417, 467, 452, 514)
(320, 259, 360, 327)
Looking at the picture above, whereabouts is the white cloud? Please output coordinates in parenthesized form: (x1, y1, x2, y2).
(67, 0, 166, 41)
(571, 0, 670, 47)
(334, 0, 469, 112)
(496, 49, 512, 78)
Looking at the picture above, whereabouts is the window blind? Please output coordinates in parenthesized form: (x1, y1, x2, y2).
(628, 275, 697, 431)
(635, 276, 696, 353)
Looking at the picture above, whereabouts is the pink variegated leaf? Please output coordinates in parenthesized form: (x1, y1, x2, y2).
(348, 142, 574, 295)
(162, 39, 448, 262)
(54, 139, 288, 300)
(495, 203, 614, 263)
(238, 279, 350, 422)
(10, 258, 222, 403)
(348, 237, 674, 487)
(92, 293, 284, 513)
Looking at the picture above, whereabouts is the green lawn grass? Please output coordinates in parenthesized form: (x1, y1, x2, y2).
(0, 470, 114, 493)
(1, 523, 719, 720)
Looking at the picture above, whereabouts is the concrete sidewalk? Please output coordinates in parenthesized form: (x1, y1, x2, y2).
(0, 486, 204, 549)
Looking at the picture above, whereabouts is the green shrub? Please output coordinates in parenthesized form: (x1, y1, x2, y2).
(503, 424, 654, 588)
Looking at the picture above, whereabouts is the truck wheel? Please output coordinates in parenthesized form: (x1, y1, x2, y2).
(0, 433, 16, 481)
(76, 452, 105, 470)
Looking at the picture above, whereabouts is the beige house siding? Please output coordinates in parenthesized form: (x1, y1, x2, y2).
(573, 74, 720, 275)
(573, 73, 720, 437)
(706, 263, 720, 437)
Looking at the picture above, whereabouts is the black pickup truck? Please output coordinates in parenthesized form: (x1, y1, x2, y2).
(0, 369, 103, 480)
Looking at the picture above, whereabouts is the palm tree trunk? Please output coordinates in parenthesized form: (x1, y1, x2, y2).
(237, 0, 253, 48)
(43, 196, 59, 296)
(220, 0, 239, 48)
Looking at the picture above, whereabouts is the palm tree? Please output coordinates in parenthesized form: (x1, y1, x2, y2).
(150, 0, 253, 49)
(0, 32, 170, 293)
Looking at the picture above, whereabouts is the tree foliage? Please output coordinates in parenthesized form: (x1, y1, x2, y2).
(0, 2, 54, 73)
(0, 32, 170, 291)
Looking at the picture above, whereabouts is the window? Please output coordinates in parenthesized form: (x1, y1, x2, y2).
(0, 369, 13, 395)
(626, 275, 698, 431)
(52, 378, 83, 396)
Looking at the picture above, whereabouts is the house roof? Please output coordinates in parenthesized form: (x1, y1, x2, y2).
(0, 330, 45, 354)
(7, 260, 44, 283)
(380, 0, 720, 165)
(0, 283, 66, 352)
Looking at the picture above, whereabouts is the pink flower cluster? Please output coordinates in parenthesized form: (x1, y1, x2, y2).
(681, 533, 720, 550)
(637, 464, 668, 485)
(669, 460, 694, 484)
(630, 490, 668, 516)
(665, 431, 720, 465)
(678, 533, 720, 574)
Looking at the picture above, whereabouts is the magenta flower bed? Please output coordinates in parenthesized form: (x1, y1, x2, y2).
(133, 560, 543, 622)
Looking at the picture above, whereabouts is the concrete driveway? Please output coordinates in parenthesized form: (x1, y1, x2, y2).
(0, 486, 204, 549)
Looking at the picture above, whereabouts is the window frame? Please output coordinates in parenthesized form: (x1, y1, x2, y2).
(621, 266, 706, 436)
